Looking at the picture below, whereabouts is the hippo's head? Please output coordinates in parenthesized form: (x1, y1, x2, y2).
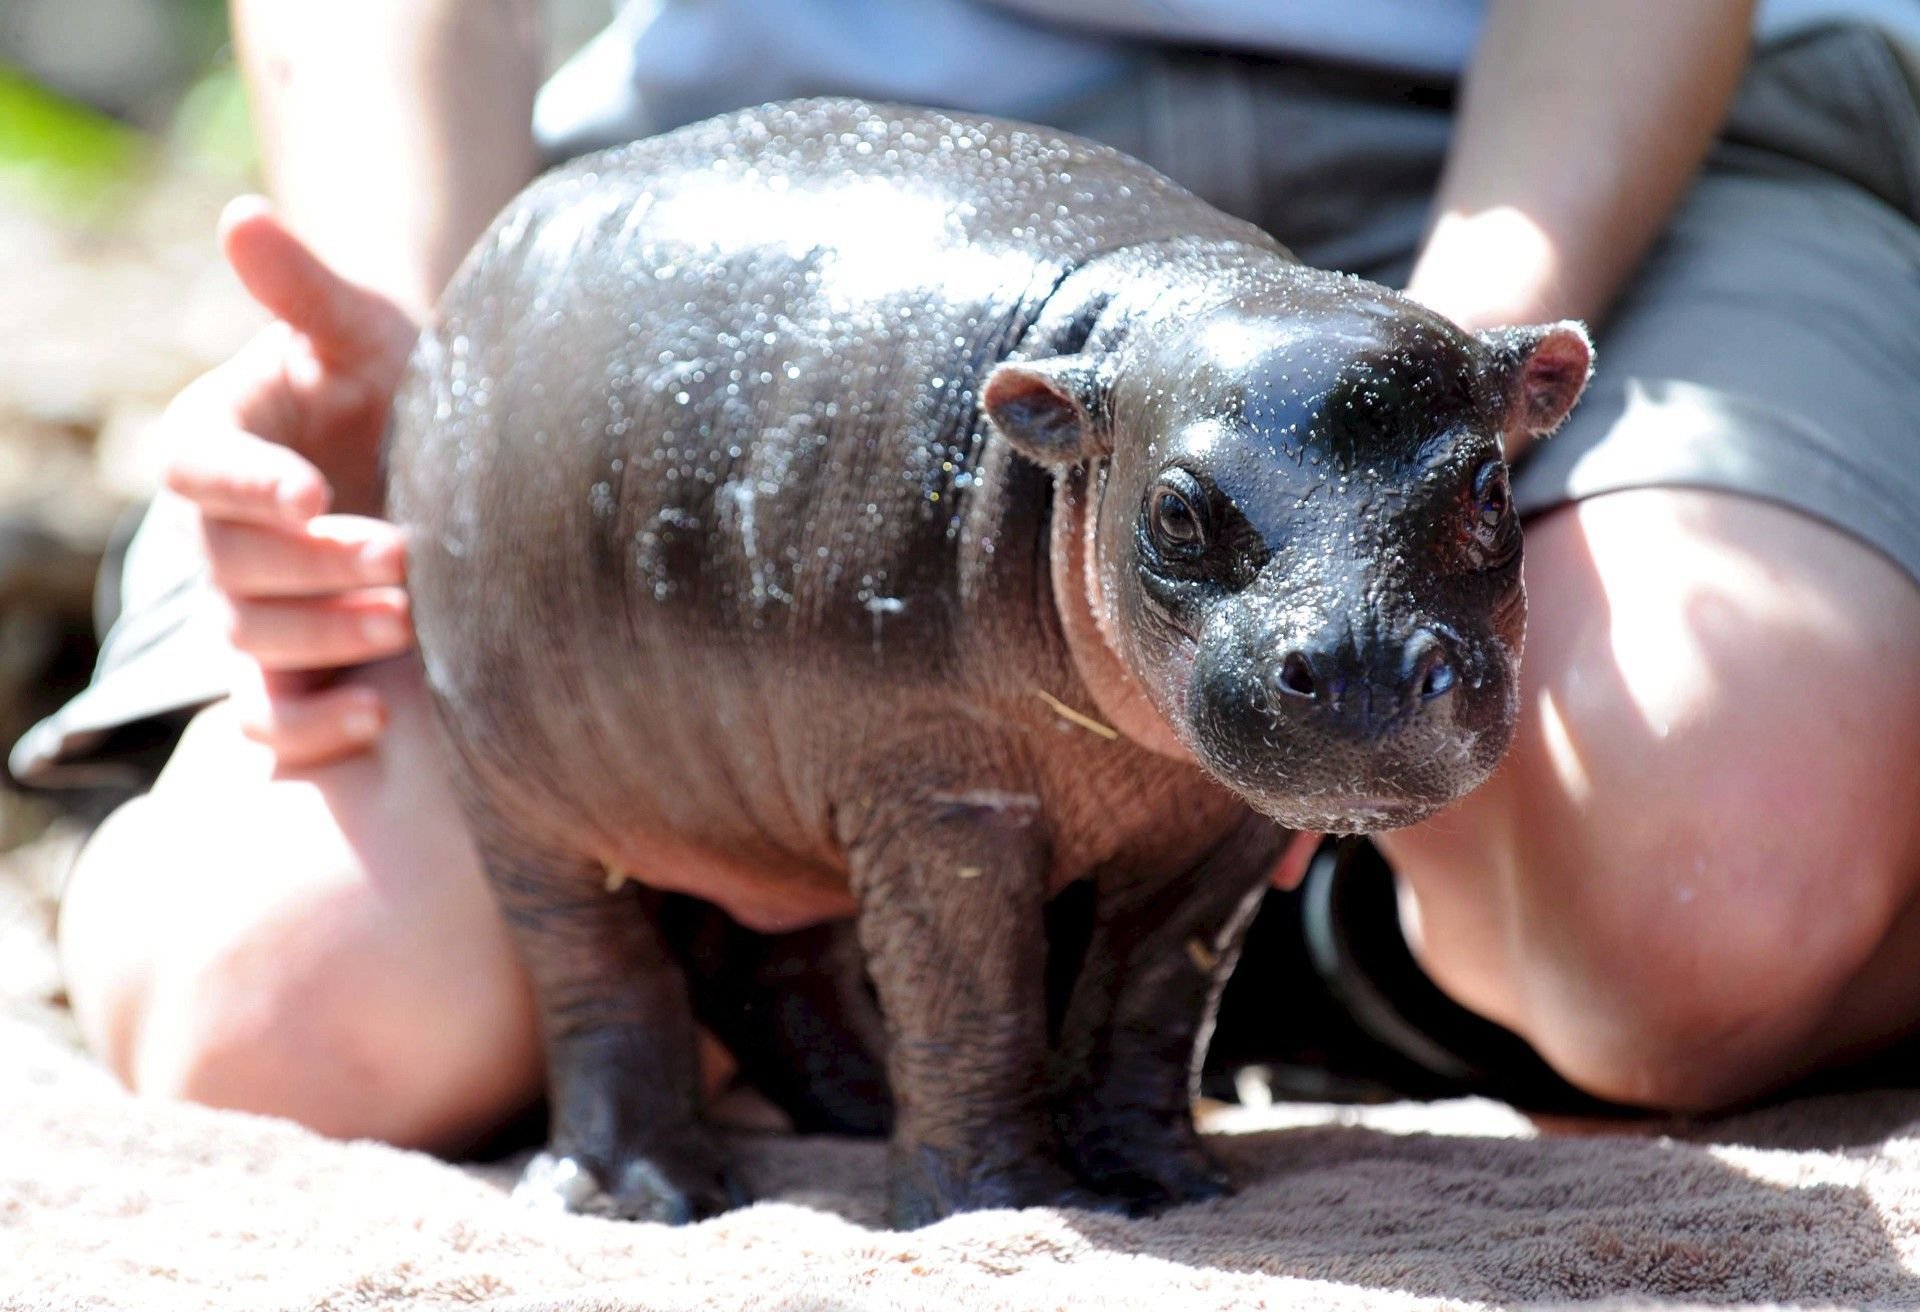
(984, 270, 1591, 832)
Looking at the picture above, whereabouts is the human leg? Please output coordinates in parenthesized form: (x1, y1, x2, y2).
(1338, 20, 1920, 1108)
(1380, 491, 1920, 1109)
(57, 655, 546, 1151)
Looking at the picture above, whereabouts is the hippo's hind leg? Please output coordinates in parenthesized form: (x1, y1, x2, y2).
(470, 811, 743, 1223)
(1052, 813, 1286, 1213)
(841, 783, 1114, 1227)
(665, 899, 893, 1137)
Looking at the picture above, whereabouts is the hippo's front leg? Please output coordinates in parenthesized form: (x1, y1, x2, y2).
(1052, 813, 1287, 1212)
(470, 814, 741, 1223)
(842, 784, 1108, 1227)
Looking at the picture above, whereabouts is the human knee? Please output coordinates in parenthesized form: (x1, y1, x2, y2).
(1482, 699, 1904, 1106)
(140, 886, 387, 1125)
(1450, 497, 1920, 1108)
(100, 826, 412, 1135)
(1504, 785, 1909, 1111)
(58, 794, 171, 1084)
(61, 781, 535, 1150)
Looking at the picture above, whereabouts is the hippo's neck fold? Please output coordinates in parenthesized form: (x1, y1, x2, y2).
(1045, 460, 1195, 764)
(1017, 239, 1305, 767)
(1028, 238, 1302, 361)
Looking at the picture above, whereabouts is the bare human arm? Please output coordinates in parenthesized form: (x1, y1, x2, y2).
(158, 1, 543, 764)
(234, 0, 543, 320)
(1405, 0, 1754, 456)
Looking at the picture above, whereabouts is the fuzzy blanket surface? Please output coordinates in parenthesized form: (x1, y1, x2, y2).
(8, 828, 1920, 1312)
(11, 1003, 1920, 1312)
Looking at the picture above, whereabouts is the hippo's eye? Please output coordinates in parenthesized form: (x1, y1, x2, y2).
(1466, 460, 1517, 567)
(1146, 471, 1211, 557)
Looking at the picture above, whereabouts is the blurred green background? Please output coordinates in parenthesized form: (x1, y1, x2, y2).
(0, 0, 260, 794)
(0, 0, 252, 220)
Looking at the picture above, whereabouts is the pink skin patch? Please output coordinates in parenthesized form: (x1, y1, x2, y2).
(1270, 829, 1322, 891)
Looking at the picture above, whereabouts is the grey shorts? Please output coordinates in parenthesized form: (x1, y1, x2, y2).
(1052, 22, 1920, 579)
(13, 23, 1920, 788)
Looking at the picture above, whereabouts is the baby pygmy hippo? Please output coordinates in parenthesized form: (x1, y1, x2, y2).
(384, 99, 1590, 1227)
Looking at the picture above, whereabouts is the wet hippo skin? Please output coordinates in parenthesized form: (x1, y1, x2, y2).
(385, 99, 1591, 1227)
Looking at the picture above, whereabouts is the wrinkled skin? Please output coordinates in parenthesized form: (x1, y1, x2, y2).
(385, 100, 1589, 1227)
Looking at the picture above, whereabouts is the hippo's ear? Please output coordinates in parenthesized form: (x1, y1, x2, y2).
(982, 358, 1109, 467)
(1478, 321, 1594, 439)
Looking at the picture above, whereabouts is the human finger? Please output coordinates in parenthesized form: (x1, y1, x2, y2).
(233, 677, 390, 768)
(203, 514, 406, 599)
(218, 196, 417, 371)
(225, 587, 413, 672)
(165, 424, 332, 528)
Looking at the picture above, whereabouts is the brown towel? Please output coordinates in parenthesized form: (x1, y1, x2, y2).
(7, 1009, 1920, 1311)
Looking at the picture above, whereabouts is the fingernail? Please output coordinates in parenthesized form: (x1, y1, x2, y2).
(361, 535, 405, 573)
(277, 480, 314, 519)
(343, 707, 382, 741)
(361, 612, 407, 647)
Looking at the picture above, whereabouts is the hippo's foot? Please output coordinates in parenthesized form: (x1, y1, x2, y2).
(887, 1144, 1129, 1229)
(513, 1144, 747, 1224)
(1057, 1106, 1232, 1215)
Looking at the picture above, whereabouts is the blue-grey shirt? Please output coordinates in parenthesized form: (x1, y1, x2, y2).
(534, 0, 1920, 159)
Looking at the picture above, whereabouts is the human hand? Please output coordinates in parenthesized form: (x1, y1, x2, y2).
(161, 196, 423, 766)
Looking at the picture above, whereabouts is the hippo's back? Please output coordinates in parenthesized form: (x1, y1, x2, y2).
(386, 100, 1276, 853)
(520, 97, 1275, 282)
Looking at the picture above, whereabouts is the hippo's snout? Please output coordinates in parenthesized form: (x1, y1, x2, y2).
(1267, 626, 1461, 735)
(1182, 612, 1514, 834)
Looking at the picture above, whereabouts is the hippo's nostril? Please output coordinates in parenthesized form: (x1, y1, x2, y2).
(1408, 633, 1457, 702)
(1276, 651, 1317, 699)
